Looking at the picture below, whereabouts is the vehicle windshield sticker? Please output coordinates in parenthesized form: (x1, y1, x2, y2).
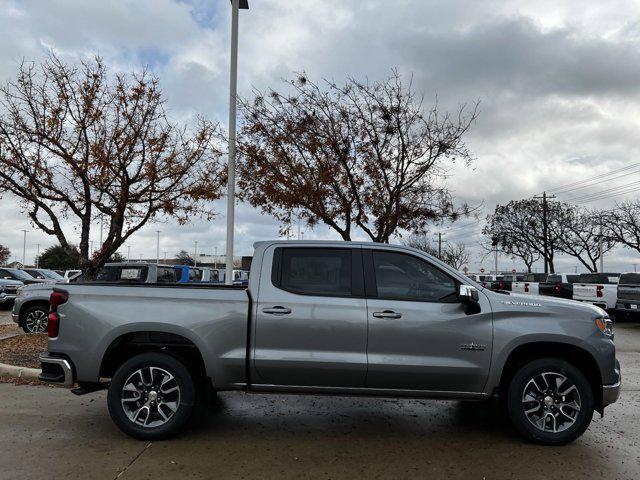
(120, 268, 142, 280)
(501, 301, 542, 307)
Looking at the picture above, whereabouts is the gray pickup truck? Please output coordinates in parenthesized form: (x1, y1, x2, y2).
(39, 241, 620, 445)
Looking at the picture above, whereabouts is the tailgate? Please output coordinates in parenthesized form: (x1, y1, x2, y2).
(573, 284, 597, 300)
(618, 286, 640, 302)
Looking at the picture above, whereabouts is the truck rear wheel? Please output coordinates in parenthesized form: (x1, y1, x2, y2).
(107, 352, 196, 440)
(507, 358, 594, 445)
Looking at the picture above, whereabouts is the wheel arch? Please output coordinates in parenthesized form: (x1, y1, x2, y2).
(99, 330, 209, 389)
(496, 341, 603, 409)
(18, 299, 49, 323)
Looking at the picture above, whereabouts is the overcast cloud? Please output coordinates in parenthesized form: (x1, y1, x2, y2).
(1, 0, 640, 273)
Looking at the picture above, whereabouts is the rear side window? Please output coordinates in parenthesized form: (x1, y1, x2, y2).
(274, 248, 352, 296)
(189, 268, 202, 282)
(157, 267, 177, 283)
(96, 266, 148, 282)
(578, 273, 620, 284)
(372, 251, 457, 302)
(567, 275, 579, 283)
(619, 273, 640, 285)
(546, 274, 562, 283)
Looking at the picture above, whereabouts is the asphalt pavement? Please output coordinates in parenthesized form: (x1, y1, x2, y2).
(0, 309, 639, 480)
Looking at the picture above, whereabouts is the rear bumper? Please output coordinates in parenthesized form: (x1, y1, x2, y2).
(39, 353, 74, 387)
(615, 302, 640, 313)
(602, 361, 621, 406)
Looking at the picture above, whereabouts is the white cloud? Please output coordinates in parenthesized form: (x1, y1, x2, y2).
(1, 0, 640, 273)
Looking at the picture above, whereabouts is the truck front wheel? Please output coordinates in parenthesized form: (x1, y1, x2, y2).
(107, 352, 196, 440)
(507, 358, 594, 445)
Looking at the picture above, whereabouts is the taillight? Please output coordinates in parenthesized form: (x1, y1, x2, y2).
(554, 283, 561, 294)
(524, 283, 529, 293)
(500, 281, 505, 289)
(596, 285, 603, 298)
(48, 290, 68, 338)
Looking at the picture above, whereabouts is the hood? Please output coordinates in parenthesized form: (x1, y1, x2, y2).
(488, 290, 607, 318)
(20, 282, 56, 292)
(0, 279, 24, 286)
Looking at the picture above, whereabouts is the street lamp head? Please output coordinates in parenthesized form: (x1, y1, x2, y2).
(230, 0, 249, 9)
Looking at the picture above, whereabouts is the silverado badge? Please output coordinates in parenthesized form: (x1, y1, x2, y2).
(460, 342, 486, 351)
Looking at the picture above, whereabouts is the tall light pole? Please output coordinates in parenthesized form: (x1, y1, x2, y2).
(35, 243, 40, 268)
(21, 229, 27, 266)
(127, 245, 131, 262)
(194, 241, 199, 267)
(156, 230, 161, 264)
(225, 0, 249, 285)
(99, 214, 104, 247)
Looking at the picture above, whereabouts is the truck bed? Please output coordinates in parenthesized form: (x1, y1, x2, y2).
(51, 283, 250, 388)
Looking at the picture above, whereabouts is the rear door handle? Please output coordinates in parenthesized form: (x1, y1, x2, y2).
(373, 310, 402, 319)
(262, 306, 292, 315)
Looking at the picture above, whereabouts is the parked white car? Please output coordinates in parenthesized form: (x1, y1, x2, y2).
(572, 273, 620, 312)
(512, 273, 548, 295)
(469, 274, 497, 288)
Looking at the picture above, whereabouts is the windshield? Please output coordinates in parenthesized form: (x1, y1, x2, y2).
(6, 269, 36, 280)
(40, 269, 64, 280)
(578, 273, 620, 284)
(619, 273, 640, 285)
(546, 274, 562, 283)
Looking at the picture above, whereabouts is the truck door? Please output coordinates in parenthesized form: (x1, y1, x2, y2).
(364, 248, 493, 393)
(252, 245, 368, 388)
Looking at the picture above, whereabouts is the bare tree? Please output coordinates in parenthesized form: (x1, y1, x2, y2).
(403, 234, 470, 269)
(605, 201, 640, 254)
(0, 55, 225, 276)
(552, 207, 615, 272)
(237, 71, 478, 242)
(483, 199, 569, 273)
(0, 244, 9, 265)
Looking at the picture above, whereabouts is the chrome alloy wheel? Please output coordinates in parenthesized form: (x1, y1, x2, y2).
(25, 309, 48, 333)
(121, 366, 181, 428)
(522, 371, 581, 433)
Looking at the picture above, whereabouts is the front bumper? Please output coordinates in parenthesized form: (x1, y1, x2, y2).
(0, 294, 16, 304)
(39, 353, 74, 387)
(11, 312, 19, 324)
(602, 360, 621, 406)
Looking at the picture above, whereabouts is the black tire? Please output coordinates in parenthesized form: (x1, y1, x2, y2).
(507, 358, 594, 445)
(21, 304, 49, 334)
(107, 352, 196, 440)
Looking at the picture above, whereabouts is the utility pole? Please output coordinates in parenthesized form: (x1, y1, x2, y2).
(35, 243, 40, 268)
(156, 230, 161, 264)
(163, 250, 168, 263)
(494, 246, 498, 274)
(225, 0, 249, 285)
(534, 192, 556, 274)
(21, 229, 27, 266)
(599, 225, 604, 273)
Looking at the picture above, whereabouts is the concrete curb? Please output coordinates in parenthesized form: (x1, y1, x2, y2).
(0, 362, 41, 380)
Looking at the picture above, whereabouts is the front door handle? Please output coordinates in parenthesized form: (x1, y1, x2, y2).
(373, 310, 402, 319)
(262, 306, 292, 315)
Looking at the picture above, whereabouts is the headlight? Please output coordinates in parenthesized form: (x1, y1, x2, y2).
(596, 316, 613, 338)
(16, 287, 24, 297)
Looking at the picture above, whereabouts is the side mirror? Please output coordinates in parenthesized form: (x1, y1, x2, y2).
(459, 284, 481, 315)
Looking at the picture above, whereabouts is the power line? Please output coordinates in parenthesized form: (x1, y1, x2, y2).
(542, 162, 640, 195)
(553, 168, 640, 196)
(564, 179, 640, 203)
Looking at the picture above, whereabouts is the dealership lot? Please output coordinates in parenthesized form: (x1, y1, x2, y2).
(0, 309, 638, 480)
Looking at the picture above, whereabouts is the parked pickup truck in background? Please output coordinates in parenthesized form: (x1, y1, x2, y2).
(0, 279, 23, 310)
(512, 273, 548, 295)
(615, 273, 640, 321)
(97, 263, 179, 284)
(539, 273, 580, 300)
(39, 241, 620, 445)
(490, 274, 523, 292)
(573, 273, 621, 313)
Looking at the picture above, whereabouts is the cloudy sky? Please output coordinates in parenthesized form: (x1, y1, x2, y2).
(1, 0, 640, 273)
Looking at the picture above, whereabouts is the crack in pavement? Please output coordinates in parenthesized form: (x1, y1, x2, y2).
(114, 442, 152, 479)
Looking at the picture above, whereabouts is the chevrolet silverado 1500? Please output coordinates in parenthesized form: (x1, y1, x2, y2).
(39, 241, 620, 445)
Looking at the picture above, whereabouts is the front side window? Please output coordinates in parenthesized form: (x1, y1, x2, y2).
(276, 248, 352, 296)
(372, 251, 457, 302)
(157, 268, 177, 283)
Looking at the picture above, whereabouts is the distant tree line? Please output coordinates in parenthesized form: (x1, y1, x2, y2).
(484, 199, 640, 273)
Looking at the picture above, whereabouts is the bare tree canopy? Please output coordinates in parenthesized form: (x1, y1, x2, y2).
(483, 199, 565, 273)
(605, 201, 640, 254)
(0, 55, 226, 276)
(0, 244, 9, 265)
(403, 234, 470, 270)
(552, 207, 615, 272)
(237, 71, 478, 243)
